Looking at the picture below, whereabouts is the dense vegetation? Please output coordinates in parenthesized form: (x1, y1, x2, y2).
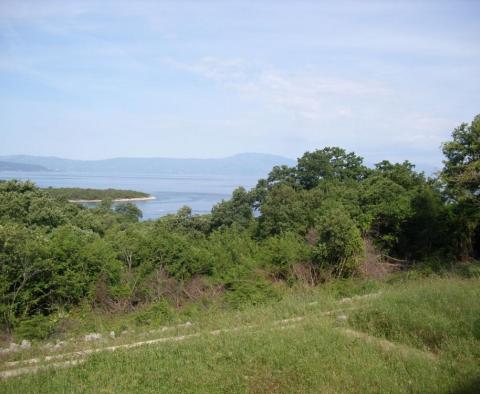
(0, 114, 478, 339)
(42, 187, 150, 201)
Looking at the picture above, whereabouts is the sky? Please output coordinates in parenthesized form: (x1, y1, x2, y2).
(0, 0, 479, 170)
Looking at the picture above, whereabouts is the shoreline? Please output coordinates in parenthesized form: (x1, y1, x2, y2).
(69, 196, 156, 203)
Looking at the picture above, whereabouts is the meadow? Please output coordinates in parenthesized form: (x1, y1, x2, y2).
(1, 272, 479, 393)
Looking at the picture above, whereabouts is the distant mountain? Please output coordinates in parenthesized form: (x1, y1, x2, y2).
(0, 160, 51, 172)
(0, 153, 295, 176)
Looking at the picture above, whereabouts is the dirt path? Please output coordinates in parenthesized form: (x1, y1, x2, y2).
(0, 292, 436, 380)
(0, 320, 281, 379)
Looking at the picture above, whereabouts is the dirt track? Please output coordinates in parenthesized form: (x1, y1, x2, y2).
(0, 292, 436, 380)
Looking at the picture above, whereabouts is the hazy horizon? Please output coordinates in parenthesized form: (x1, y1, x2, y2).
(1, 0, 479, 169)
(1, 152, 295, 161)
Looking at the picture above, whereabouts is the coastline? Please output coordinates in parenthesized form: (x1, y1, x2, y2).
(69, 196, 156, 203)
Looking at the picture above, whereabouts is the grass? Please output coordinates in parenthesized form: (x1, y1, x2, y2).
(0, 275, 479, 393)
(348, 277, 480, 351)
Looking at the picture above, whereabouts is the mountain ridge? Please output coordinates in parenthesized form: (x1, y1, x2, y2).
(0, 160, 51, 172)
(0, 153, 295, 176)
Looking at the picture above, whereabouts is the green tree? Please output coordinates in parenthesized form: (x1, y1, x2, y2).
(441, 114, 480, 258)
(265, 165, 298, 189)
(161, 206, 211, 236)
(115, 202, 143, 222)
(257, 184, 308, 237)
(374, 160, 425, 190)
(360, 175, 413, 253)
(442, 114, 480, 203)
(311, 205, 364, 277)
(211, 187, 253, 230)
(398, 186, 449, 259)
(296, 147, 368, 189)
(0, 224, 48, 329)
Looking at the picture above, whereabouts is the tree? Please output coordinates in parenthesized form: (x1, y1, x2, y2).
(441, 114, 480, 204)
(257, 184, 307, 237)
(98, 198, 113, 211)
(398, 186, 449, 259)
(0, 224, 48, 329)
(160, 206, 211, 236)
(441, 114, 480, 258)
(296, 147, 368, 189)
(360, 175, 413, 253)
(211, 187, 253, 230)
(115, 202, 143, 222)
(265, 165, 298, 189)
(311, 205, 364, 277)
(374, 160, 425, 190)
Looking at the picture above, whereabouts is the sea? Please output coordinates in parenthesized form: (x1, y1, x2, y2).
(0, 171, 260, 220)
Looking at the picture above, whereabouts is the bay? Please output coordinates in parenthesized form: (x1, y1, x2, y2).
(0, 171, 259, 220)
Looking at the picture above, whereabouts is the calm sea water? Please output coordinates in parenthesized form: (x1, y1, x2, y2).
(0, 171, 259, 220)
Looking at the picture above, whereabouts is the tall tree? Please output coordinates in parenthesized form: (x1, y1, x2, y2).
(441, 114, 480, 258)
(296, 147, 368, 189)
(442, 115, 480, 204)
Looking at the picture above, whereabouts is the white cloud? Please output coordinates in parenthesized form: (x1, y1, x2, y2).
(166, 57, 390, 121)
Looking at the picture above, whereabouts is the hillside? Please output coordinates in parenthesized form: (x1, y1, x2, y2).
(0, 153, 295, 176)
(0, 161, 50, 172)
(0, 115, 478, 393)
(0, 275, 479, 392)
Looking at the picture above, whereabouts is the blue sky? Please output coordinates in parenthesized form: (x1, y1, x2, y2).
(1, 0, 479, 170)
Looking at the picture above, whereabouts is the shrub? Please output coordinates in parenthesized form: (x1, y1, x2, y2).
(15, 314, 56, 340)
(134, 300, 174, 326)
(311, 205, 364, 277)
(258, 233, 311, 281)
(224, 276, 280, 308)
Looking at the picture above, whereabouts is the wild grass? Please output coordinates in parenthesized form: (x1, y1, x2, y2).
(0, 275, 478, 393)
(348, 277, 480, 351)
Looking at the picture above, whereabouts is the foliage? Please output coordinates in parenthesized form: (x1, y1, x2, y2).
(258, 232, 311, 280)
(441, 115, 480, 204)
(115, 202, 143, 222)
(296, 147, 369, 188)
(44, 187, 149, 201)
(14, 314, 57, 340)
(211, 187, 253, 229)
(0, 115, 479, 338)
(257, 184, 308, 237)
(441, 114, 480, 258)
(311, 205, 364, 277)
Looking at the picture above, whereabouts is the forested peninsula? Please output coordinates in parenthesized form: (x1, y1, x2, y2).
(43, 187, 152, 202)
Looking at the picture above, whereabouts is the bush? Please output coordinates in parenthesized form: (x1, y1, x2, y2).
(311, 205, 364, 277)
(134, 300, 174, 327)
(224, 276, 280, 308)
(258, 233, 311, 281)
(15, 314, 56, 340)
(206, 226, 258, 283)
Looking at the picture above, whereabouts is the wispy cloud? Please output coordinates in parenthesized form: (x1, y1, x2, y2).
(166, 56, 390, 120)
(392, 116, 455, 147)
(0, 0, 478, 163)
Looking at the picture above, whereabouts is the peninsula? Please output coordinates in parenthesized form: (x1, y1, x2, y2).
(43, 187, 153, 202)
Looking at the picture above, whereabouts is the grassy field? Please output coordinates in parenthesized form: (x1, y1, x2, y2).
(0, 274, 479, 393)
